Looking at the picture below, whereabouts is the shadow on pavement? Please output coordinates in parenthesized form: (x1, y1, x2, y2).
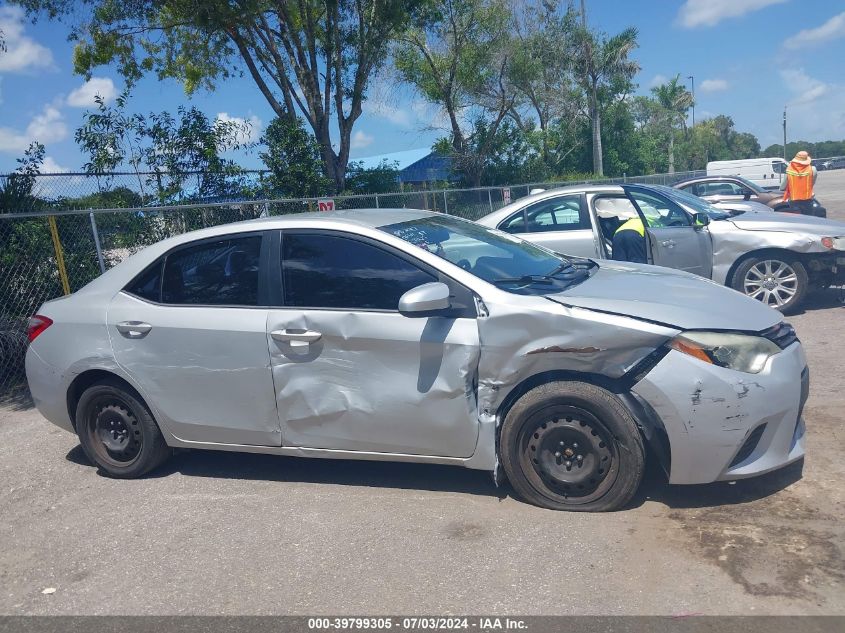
(67, 442, 803, 511)
(0, 383, 34, 411)
(793, 287, 845, 314)
(631, 458, 804, 510)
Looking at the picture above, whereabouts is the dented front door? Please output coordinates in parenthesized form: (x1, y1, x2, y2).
(267, 230, 481, 457)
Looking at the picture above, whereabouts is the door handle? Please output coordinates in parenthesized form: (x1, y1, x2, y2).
(271, 329, 322, 347)
(661, 240, 676, 248)
(116, 321, 152, 338)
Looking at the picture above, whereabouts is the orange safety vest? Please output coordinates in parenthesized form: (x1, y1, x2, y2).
(783, 163, 814, 202)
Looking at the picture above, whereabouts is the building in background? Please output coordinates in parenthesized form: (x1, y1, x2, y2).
(353, 149, 453, 188)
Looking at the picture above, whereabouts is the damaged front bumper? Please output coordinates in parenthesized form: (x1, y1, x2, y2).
(631, 341, 807, 485)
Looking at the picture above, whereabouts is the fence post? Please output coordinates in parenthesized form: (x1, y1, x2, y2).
(487, 188, 493, 213)
(89, 211, 106, 274)
(375, 194, 380, 209)
(47, 216, 71, 295)
(443, 191, 449, 214)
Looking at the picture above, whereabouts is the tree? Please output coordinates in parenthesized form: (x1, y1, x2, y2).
(259, 117, 329, 198)
(651, 75, 693, 174)
(506, 1, 582, 172)
(75, 93, 252, 203)
(571, 7, 639, 176)
(15, 0, 420, 193)
(0, 142, 45, 214)
(345, 160, 401, 194)
(395, 0, 516, 186)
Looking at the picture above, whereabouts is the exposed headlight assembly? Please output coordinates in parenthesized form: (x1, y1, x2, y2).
(820, 236, 845, 250)
(669, 331, 781, 374)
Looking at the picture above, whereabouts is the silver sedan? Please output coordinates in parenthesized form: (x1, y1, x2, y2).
(26, 210, 807, 511)
(477, 184, 845, 312)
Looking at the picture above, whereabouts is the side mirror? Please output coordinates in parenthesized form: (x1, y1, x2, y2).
(398, 282, 452, 317)
(743, 191, 752, 200)
(693, 212, 711, 227)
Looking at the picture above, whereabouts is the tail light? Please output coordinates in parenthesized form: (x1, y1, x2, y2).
(27, 315, 53, 342)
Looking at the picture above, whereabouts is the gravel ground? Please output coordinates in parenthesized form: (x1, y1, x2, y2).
(1, 172, 844, 616)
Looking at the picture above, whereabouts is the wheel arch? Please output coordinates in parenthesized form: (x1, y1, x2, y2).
(725, 247, 803, 288)
(494, 369, 671, 478)
(66, 369, 145, 431)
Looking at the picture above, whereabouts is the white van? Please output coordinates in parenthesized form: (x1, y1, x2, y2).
(706, 158, 787, 190)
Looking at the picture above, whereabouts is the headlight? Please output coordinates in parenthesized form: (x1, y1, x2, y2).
(669, 331, 781, 374)
(821, 236, 845, 250)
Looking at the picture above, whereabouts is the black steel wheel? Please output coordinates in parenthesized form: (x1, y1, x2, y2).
(500, 381, 645, 512)
(76, 379, 171, 478)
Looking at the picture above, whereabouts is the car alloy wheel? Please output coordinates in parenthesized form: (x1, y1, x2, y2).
(742, 259, 799, 308)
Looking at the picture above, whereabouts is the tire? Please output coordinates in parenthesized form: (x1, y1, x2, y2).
(499, 381, 645, 512)
(731, 255, 808, 314)
(75, 379, 171, 478)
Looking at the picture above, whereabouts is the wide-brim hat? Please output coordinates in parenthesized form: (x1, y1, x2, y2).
(792, 150, 811, 165)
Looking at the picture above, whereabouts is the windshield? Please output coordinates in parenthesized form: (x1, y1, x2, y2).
(651, 185, 733, 220)
(732, 175, 766, 194)
(380, 215, 594, 294)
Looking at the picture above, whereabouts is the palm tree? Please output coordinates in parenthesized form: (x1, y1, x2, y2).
(652, 75, 694, 174)
(572, 15, 639, 176)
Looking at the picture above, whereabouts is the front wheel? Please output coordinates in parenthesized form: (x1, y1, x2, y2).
(499, 381, 645, 512)
(75, 380, 171, 478)
(731, 256, 808, 313)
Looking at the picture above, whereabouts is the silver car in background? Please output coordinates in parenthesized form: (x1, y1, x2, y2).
(26, 210, 807, 511)
(477, 184, 845, 312)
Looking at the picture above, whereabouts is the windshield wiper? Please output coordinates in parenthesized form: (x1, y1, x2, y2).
(492, 275, 556, 286)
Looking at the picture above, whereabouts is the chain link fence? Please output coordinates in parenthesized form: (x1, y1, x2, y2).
(0, 169, 704, 394)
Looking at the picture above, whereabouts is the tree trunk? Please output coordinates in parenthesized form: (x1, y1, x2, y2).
(590, 86, 603, 176)
(668, 129, 675, 174)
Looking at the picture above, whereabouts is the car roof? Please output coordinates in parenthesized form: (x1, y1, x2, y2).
(242, 207, 436, 229)
(672, 175, 743, 186)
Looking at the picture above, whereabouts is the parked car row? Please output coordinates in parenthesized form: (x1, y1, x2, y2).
(27, 192, 840, 511)
(477, 183, 844, 313)
(672, 175, 827, 217)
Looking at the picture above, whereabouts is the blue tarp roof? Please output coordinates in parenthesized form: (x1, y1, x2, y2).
(352, 148, 453, 183)
(352, 148, 433, 171)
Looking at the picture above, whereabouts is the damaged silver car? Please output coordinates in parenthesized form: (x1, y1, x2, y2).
(26, 210, 808, 511)
(477, 183, 845, 312)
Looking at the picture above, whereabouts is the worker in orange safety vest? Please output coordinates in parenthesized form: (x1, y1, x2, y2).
(782, 150, 820, 216)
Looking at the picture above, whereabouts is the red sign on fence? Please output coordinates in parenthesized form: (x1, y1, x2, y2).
(317, 198, 335, 212)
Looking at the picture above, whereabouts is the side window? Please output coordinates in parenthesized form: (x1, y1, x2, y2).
(282, 233, 436, 310)
(628, 190, 692, 227)
(499, 210, 527, 234)
(161, 235, 262, 306)
(523, 195, 586, 232)
(126, 261, 163, 302)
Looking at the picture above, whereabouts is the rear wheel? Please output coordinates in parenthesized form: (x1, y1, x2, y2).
(75, 380, 170, 478)
(732, 256, 808, 313)
(499, 381, 645, 512)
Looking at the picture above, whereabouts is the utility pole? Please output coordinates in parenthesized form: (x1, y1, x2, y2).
(783, 106, 787, 162)
(687, 75, 695, 128)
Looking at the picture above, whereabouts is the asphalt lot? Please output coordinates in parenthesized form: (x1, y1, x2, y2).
(1, 171, 844, 616)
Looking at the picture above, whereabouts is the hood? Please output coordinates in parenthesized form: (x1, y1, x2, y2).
(728, 212, 845, 236)
(548, 260, 781, 331)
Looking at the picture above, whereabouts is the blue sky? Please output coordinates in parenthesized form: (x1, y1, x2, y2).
(1, 0, 844, 173)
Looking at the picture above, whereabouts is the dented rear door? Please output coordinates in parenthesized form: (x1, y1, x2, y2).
(267, 230, 481, 457)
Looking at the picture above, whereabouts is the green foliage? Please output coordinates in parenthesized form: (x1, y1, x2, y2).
(345, 161, 401, 195)
(75, 93, 253, 203)
(258, 117, 329, 198)
(763, 140, 845, 160)
(0, 143, 46, 214)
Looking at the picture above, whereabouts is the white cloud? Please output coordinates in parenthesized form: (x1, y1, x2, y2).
(0, 102, 68, 153)
(677, 0, 786, 28)
(351, 129, 374, 150)
(0, 6, 55, 73)
(784, 12, 845, 50)
(39, 156, 72, 173)
(369, 98, 412, 127)
(215, 112, 262, 145)
(66, 77, 118, 108)
(777, 68, 845, 141)
(781, 68, 829, 105)
(649, 74, 669, 88)
(699, 78, 729, 93)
